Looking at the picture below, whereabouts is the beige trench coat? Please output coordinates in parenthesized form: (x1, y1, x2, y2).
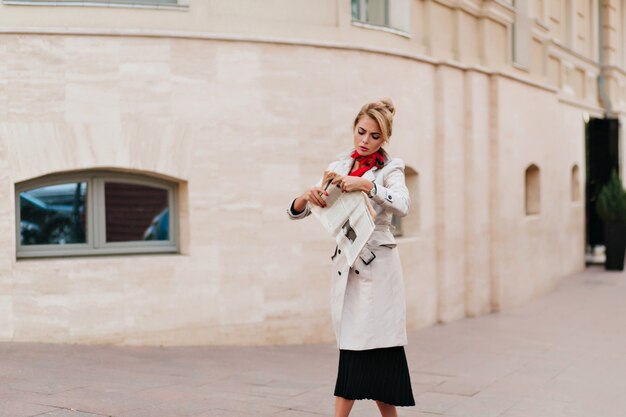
(288, 149, 410, 350)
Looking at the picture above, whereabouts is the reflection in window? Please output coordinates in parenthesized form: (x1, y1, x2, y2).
(105, 182, 169, 242)
(19, 182, 87, 245)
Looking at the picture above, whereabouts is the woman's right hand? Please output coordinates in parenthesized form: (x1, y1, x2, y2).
(293, 170, 339, 211)
(298, 186, 329, 208)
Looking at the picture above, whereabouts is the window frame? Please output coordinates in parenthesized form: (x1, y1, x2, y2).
(351, 0, 411, 37)
(15, 170, 179, 259)
(1, 0, 189, 10)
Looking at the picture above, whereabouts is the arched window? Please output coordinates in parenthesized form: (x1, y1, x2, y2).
(391, 166, 418, 237)
(571, 164, 580, 202)
(15, 170, 178, 258)
(525, 164, 540, 215)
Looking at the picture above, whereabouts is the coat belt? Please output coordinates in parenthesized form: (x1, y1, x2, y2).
(374, 224, 391, 232)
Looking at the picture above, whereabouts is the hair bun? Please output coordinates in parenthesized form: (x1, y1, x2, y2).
(380, 98, 395, 116)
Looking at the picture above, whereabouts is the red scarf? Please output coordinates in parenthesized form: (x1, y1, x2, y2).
(349, 150, 385, 177)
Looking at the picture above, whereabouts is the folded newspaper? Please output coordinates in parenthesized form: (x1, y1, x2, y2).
(310, 177, 376, 267)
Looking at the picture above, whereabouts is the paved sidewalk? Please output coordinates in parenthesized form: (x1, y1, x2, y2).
(1, 265, 626, 417)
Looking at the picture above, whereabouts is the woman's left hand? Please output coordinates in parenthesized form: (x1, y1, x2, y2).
(332, 175, 372, 193)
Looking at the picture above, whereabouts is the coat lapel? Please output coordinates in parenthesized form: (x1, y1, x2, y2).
(362, 167, 378, 182)
(335, 151, 353, 176)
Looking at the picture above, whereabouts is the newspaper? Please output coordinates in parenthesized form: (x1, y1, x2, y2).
(310, 178, 376, 267)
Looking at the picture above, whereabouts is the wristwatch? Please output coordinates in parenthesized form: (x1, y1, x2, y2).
(368, 181, 377, 198)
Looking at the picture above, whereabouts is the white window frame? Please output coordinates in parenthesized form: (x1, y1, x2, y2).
(351, 0, 411, 37)
(1, 0, 189, 10)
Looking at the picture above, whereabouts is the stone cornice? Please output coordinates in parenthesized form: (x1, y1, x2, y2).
(429, 0, 514, 25)
(548, 40, 601, 73)
(557, 93, 604, 114)
(0, 26, 601, 98)
(481, 0, 515, 25)
(603, 64, 626, 78)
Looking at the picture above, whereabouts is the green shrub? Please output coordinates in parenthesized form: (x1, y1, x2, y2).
(596, 170, 626, 224)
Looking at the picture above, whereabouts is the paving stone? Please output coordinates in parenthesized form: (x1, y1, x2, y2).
(0, 401, 58, 417)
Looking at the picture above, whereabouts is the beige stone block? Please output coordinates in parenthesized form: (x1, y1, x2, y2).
(12, 293, 69, 342)
(435, 66, 467, 323)
(13, 267, 69, 295)
(0, 295, 14, 340)
(0, 275, 12, 295)
(118, 38, 172, 119)
(67, 292, 125, 343)
(64, 37, 121, 125)
(483, 21, 508, 69)
(547, 55, 561, 88)
(459, 11, 480, 65)
(463, 71, 492, 318)
(530, 38, 545, 81)
(6, 36, 65, 123)
(0, 41, 7, 120)
(430, 2, 455, 60)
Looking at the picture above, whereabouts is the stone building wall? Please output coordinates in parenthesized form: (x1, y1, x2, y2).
(0, 0, 621, 345)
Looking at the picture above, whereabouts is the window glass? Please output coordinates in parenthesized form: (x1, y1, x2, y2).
(351, 0, 409, 33)
(366, 0, 388, 26)
(104, 182, 169, 242)
(351, 0, 361, 20)
(20, 182, 87, 245)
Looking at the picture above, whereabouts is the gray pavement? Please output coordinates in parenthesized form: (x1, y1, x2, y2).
(1, 265, 626, 417)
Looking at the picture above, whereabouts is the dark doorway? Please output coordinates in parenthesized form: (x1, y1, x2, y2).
(585, 117, 620, 261)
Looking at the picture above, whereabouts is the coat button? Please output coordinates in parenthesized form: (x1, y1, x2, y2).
(338, 271, 341, 275)
(355, 270, 360, 274)
(387, 195, 393, 200)
(338, 249, 341, 254)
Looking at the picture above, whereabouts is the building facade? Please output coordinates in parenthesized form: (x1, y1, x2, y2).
(0, 0, 622, 345)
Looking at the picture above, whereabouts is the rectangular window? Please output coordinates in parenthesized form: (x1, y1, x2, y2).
(351, 0, 410, 33)
(512, 0, 531, 69)
(2, 0, 186, 9)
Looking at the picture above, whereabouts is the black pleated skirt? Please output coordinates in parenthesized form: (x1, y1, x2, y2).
(333, 345, 415, 407)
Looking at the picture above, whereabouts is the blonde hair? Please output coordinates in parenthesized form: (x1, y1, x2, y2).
(353, 98, 396, 144)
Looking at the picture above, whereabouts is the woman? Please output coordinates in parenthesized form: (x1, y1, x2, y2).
(287, 99, 415, 417)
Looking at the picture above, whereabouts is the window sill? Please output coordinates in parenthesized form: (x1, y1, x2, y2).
(534, 18, 550, 32)
(512, 60, 530, 72)
(16, 247, 179, 260)
(351, 20, 411, 39)
(1, 0, 189, 11)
